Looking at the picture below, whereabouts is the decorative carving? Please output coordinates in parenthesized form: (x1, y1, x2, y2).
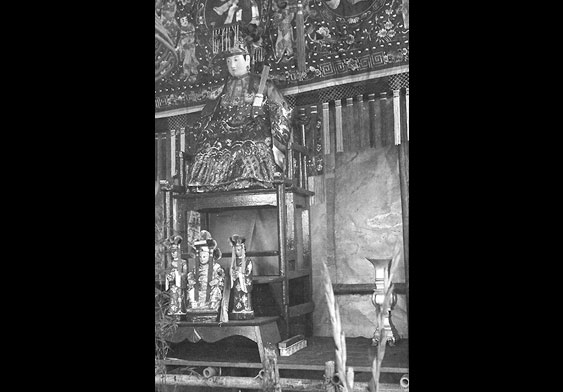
(367, 258, 398, 346)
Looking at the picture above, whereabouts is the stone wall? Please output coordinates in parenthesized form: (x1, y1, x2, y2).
(311, 144, 408, 339)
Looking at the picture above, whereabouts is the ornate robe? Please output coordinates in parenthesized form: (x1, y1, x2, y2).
(229, 256, 254, 319)
(165, 258, 188, 315)
(186, 261, 225, 313)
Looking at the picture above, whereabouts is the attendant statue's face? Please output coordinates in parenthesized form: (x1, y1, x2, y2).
(199, 247, 210, 264)
(234, 244, 244, 257)
(226, 54, 249, 78)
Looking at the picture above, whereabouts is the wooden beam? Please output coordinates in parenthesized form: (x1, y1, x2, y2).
(289, 301, 315, 318)
(332, 283, 374, 295)
(332, 283, 406, 296)
(155, 374, 404, 391)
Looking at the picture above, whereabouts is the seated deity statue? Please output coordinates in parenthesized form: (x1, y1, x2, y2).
(186, 39, 292, 193)
(186, 230, 226, 322)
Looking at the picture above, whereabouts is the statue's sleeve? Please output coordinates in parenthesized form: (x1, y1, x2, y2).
(192, 84, 226, 151)
(265, 81, 292, 152)
(245, 259, 253, 288)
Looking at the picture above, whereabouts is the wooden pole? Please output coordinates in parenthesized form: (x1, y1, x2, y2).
(397, 94, 409, 314)
(276, 181, 289, 339)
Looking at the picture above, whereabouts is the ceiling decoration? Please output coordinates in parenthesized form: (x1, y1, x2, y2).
(155, 0, 408, 113)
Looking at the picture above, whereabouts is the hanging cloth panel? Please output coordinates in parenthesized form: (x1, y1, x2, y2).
(392, 89, 401, 145)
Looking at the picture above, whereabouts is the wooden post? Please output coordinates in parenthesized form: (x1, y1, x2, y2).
(262, 343, 282, 392)
(287, 131, 295, 184)
(397, 93, 409, 314)
(276, 182, 289, 339)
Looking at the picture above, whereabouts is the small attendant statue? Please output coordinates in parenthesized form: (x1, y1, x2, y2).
(229, 234, 254, 320)
(186, 230, 225, 322)
(165, 235, 188, 316)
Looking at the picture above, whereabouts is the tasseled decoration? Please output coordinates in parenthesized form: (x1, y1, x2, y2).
(295, 1, 306, 74)
(322, 102, 330, 155)
(172, 197, 178, 232)
(251, 44, 263, 65)
(405, 88, 409, 141)
(170, 129, 176, 179)
(309, 175, 315, 205)
(335, 100, 343, 152)
(392, 89, 401, 145)
(180, 127, 185, 152)
(179, 127, 185, 187)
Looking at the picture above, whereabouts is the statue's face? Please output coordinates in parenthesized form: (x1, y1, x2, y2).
(226, 54, 249, 78)
(234, 243, 244, 257)
(170, 246, 180, 259)
(199, 247, 210, 264)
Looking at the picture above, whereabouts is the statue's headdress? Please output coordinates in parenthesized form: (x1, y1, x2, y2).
(164, 235, 183, 251)
(212, 24, 263, 65)
(229, 234, 246, 246)
(193, 230, 222, 260)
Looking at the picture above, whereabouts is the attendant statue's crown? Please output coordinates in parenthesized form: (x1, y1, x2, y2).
(229, 234, 246, 246)
(164, 235, 183, 250)
(193, 230, 222, 260)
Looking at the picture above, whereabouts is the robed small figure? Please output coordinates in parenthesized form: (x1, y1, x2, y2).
(164, 235, 188, 316)
(185, 230, 226, 322)
(229, 234, 254, 320)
